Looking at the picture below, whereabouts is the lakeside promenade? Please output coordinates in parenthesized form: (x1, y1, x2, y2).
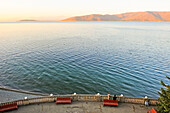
(0, 88, 157, 113)
(5, 102, 155, 113)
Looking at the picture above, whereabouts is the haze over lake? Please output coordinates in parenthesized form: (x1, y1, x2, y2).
(0, 22, 170, 98)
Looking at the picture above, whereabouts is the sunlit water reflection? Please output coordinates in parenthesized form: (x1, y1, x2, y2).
(0, 22, 170, 98)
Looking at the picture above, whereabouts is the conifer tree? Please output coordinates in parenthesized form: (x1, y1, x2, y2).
(156, 76, 170, 113)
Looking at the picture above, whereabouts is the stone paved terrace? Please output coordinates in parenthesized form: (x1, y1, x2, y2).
(6, 101, 156, 113)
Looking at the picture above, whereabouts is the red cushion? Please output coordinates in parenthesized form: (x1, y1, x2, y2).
(150, 108, 157, 113)
(103, 99, 118, 106)
(56, 97, 71, 104)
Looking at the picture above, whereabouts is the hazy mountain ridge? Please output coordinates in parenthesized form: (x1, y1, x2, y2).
(19, 19, 38, 22)
(62, 11, 170, 22)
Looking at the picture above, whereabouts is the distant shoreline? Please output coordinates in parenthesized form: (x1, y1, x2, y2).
(0, 21, 170, 23)
(1, 11, 170, 22)
(19, 19, 38, 22)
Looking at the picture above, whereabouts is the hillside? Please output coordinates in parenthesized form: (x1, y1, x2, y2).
(62, 11, 170, 22)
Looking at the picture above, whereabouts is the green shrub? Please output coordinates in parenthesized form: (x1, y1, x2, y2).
(156, 76, 170, 113)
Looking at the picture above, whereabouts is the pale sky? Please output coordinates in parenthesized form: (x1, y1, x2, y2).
(0, 0, 170, 22)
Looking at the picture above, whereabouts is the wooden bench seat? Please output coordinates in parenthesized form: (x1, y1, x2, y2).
(0, 102, 18, 112)
(148, 108, 157, 113)
(56, 97, 71, 104)
(103, 99, 118, 107)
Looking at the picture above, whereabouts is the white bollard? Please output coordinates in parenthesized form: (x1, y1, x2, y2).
(97, 93, 100, 95)
(120, 94, 123, 97)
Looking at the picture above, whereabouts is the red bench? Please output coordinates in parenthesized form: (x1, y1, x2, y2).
(148, 108, 157, 113)
(103, 99, 118, 107)
(0, 102, 18, 112)
(56, 97, 71, 104)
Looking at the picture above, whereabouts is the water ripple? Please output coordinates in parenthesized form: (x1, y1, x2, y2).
(0, 22, 170, 98)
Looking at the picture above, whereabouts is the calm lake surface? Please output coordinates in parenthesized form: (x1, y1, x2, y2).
(0, 22, 170, 98)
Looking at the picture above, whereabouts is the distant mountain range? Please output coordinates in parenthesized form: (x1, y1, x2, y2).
(62, 11, 170, 22)
(19, 19, 38, 22)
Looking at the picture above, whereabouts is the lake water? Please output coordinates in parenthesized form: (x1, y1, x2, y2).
(0, 22, 170, 98)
